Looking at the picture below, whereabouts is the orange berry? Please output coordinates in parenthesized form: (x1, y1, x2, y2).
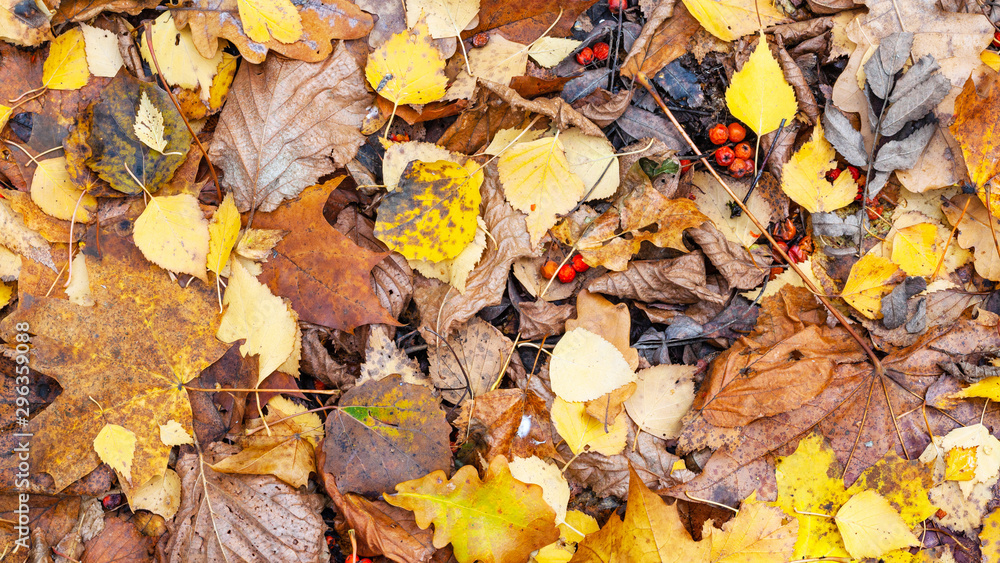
(593, 42, 610, 61)
(709, 123, 729, 145)
(728, 157, 749, 178)
(576, 47, 594, 65)
(715, 146, 735, 167)
(728, 122, 746, 143)
(734, 142, 752, 160)
(557, 264, 576, 283)
(541, 261, 558, 280)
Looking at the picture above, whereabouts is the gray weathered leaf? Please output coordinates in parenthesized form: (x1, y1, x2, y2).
(880, 276, 925, 329)
(881, 74, 950, 136)
(616, 106, 685, 150)
(873, 123, 936, 172)
(906, 298, 926, 334)
(811, 211, 860, 239)
(822, 105, 867, 167)
(889, 56, 940, 104)
(865, 32, 913, 99)
(562, 69, 612, 103)
(867, 170, 891, 196)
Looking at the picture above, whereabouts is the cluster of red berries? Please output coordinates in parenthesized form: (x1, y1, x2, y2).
(576, 42, 612, 66)
(708, 123, 754, 178)
(345, 556, 373, 563)
(541, 254, 590, 283)
(769, 218, 811, 269)
(388, 133, 410, 142)
(825, 165, 866, 198)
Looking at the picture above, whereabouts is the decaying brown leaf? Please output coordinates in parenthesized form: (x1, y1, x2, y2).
(517, 299, 574, 340)
(587, 252, 727, 305)
(455, 388, 560, 461)
(428, 316, 513, 404)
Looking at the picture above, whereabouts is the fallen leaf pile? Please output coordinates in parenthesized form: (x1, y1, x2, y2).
(2, 0, 1000, 562)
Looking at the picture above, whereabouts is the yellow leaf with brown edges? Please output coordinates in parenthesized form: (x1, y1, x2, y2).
(781, 121, 857, 213)
(951, 75, 1000, 194)
(366, 21, 447, 106)
(840, 253, 903, 319)
(725, 32, 797, 136)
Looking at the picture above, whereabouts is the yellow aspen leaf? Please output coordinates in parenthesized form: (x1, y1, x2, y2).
(0, 282, 13, 308)
(408, 216, 487, 293)
(560, 128, 619, 201)
(133, 193, 210, 281)
(780, 121, 857, 213)
(550, 397, 628, 456)
(211, 395, 323, 488)
(703, 498, 798, 563)
(549, 327, 636, 403)
(725, 32, 797, 136)
(373, 159, 483, 263)
(382, 140, 464, 191)
(140, 12, 225, 100)
(528, 37, 582, 68)
(80, 23, 123, 78)
(30, 156, 97, 223)
(207, 193, 241, 275)
(159, 420, 193, 446)
(944, 447, 977, 481)
(623, 364, 696, 440)
(508, 456, 570, 524)
(130, 469, 182, 519)
(447, 34, 528, 100)
(217, 260, 298, 383)
(366, 22, 447, 106)
(890, 223, 941, 276)
(840, 253, 902, 319)
(682, 0, 786, 42)
(94, 423, 137, 485)
(498, 135, 585, 246)
(64, 253, 94, 307)
(405, 0, 479, 39)
(955, 376, 1000, 401)
(235, 0, 302, 44)
(42, 27, 89, 90)
(384, 455, 560, 563)
(834, 490, 920, 559)
(134, 92, 170, 153)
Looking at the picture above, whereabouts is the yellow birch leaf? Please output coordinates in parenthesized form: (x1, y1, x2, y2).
(30, 156, 97, 223)
(725, 32, 797, 136)
(841, 253, 902, 319)
(682, 0, 786, 42)
(159, 420, 193, 446)
(405, 0, 479, 39)
(217, 260, 297, 383)
(64, 253, 94, 307)
(528, 37, 582, 68)
(133, 193, 210, 280)
(834, 490, 920, 559)
(561, 510, 599, 543)
(944, 447, 977, 481)
(447, 34, 528, 100)
(623, 364, 696, 440)
(955, 376, 1000, 401)
(560, 128, 619, 202)
(373, 159, 483, 262)
(80, 23, 123, 78)
(508, 456, 570, 524)
(94, 423, 137, 485)
(382, 140, 464, 192)
(484, 127, 543, 155)
(140, 12, 225, 100)
(235, 0, 303, 44)
(207, 193, 241, 275)
(890, 223, 941, 276)
(42, 27, 89, 90)
(0, 282, 13, 308)
(549, 327, 636, 403)
(130, 469, 182, 519)
(134, 92, 170, 153)
(409, 216, 487, 293)
(550, 397, 627, 456)
(366, 22, 447, 106)
(498, 136, 585, 246)
(276, 311, 301, 376)
(982, 51, 1000, 72)
(780, 121, 857, 213)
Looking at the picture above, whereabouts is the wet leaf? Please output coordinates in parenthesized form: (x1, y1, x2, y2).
(454, 388, 559, 461)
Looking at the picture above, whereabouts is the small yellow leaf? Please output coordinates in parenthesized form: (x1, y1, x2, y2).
(725, 32, 797, 136)
(207, 193, 241, 275)
(64, 253, 94, 307)
(498, 135, 585, 246)
(891, 223, 942, 276)
(94, 423, 137, 484)
(780, 121, 857, 213)
(159, 420, 193, 446)
(560, 128, 619, 202)
(834, 490, 920, 559)
(217, 260, 298, 383)
(409, 216, 487, 293)
(623, 364, 696, 440)
(133, 194, 210, 280)
(30, 156, 97, 223)
(43, 27, 89, 90)
(550, 397, 627, 456)
(134, 92, 170, 153)
(956, 376, 1000, 401)
(80, 23, 124, 78)
(366, 22, 447, 106)
(140, 12, 226, 101)
(682, 0, 786, 42)
(841, 253, 902, 319)
(130, 469, 182, 519)
(549, 327, 636, 403)
(234, 228, 286, 261)
(0, 282, 13, 308)
(944, 447, 978, 481)
(405, 0, 479, 39)
(561, 510, 599, 543)
(508, 456, 570, 524)
(528, 37, 582, 68)
(235, 0, 303, 44)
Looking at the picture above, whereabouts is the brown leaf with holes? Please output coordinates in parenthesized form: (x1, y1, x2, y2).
(455, 388, 560, 461)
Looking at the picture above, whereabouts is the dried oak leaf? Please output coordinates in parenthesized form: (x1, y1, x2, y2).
(170, 0, 371, 64)
(254, 180, 396, 332)
(0, 231, 229, 494)
(428, 316, 513, 405)
(209, 44, 370, 212)
(454, 388, 559, 461)
(322, 375, 452, 495)
(385, 455, 560, 563)
(587, 252, 726, 305)
(165, 443, 328, 562)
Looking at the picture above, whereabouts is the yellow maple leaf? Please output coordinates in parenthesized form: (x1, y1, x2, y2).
(498, 135, 585, 246)
(130, 469, 182, 519)
(140, 12, 225, 100)
(835, 490, 920, 559)
(30, 156, 97, 223)
(43, 27, 89, 90)
(366, 22, 447, 106)
(781, 121, 857, 213)
(94, 423, 137, 485)
(133, 193, 210, 280)
(550, 397, 627, 456)
(841, 253, 902, 319)
(217, 260, 298, 383)
(725, 32, 797, 136)
(549, 327, 635, 403)
(207, 193, 242, 275)
(134, 92, 170, 153)
(405, 0, 479, 40)
(235, 0, 303, 44)
(373, 159, 483, 263)
(891, 223, 942, 276)
(682, 0, 786, 42)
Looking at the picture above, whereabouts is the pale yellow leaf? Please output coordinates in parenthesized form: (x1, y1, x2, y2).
(550, 397, 627, 456)
(835, 490, 920, 559)
(30, 156, 97, 223)
(366, 21, 447, 106)
(207, 193, 241, 275)
(139, 12, 226, 100)
(42, 27, 89, 90)
(235, 0, 303, 44)
(134, 92, 169, 153)
(528, 37, 582, 68)
(560, 128, 619, 201)
(890, 223, 941, 276)
(692, 170, 770, 246)
(234, 228, 287, 261)
(94, 423, 137, 485)
(405, 0, 479, 39)
(682, 0, 786, 42)
(80, 23, 123, 78)
(624, 364, 696, 440)
(133, 194, 210, 280)
(130, 469, 182, 519)
(217, 260, 297, 383)
(409, 216, 487, 293)
(549, 327, 636, 403)
(509, 456, 570, 524)
(781, 121, 858, 213)
(841, 253, 902, 319)
(498, 135, 585, 246)
(159, 419, 193, 446)
(276, 310, 301, 376)
(64, 253, 94, 307)
(382, 141, 464, 191)
(484, 127, 543, 155)
(447, 34, 528, 100)
(940, 424, 1000, 496)
(725, 32, 797, 136)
